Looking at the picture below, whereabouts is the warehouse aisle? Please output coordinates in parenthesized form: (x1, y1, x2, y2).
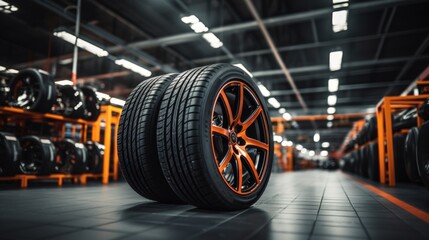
(1, 170, 428, 240)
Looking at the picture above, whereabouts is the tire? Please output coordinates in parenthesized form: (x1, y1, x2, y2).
(81, 86, 101, 121)
(8, 68, 56, 112)
(54, 139, 88, 174)
(118, 73, 183, 203)
(0, 132, 21, 176)
(360, 146, 369, 178)
(157, 64, 273, 210)
(368, 142, 379, 181)
(418, 98, 429, 121)
(417, 121, 429, 189)
(393, 134, 407, 182)
(404, 127, 421, 182)
(84, 141, 104, 173)
(19, 136, 55, 175)
(52, 85, 86, 119)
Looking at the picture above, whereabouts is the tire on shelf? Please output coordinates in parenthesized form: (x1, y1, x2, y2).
(157, 64, 273, 210)
(81, 86, 101, 121)
(85, 141, 104, 173)
(52, 85, 86, 119)
(417, 121, 429, 189)
(368, 142, 380, 181)
(418, 98, 429, 121)
(19, 136, 55, 175)
(118, 73, 183, 204)
(8, 68, 56, 112)
(404, 127, 421, 182)
(0, 132, 21, 176)
(54, 139, 88, 174)
(360, 146, 369, 178)
(393, 134, 407, 182)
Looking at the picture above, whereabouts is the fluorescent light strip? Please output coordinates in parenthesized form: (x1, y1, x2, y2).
(332, 10, 348, 33)
(327, 115, 334, 121)
(313, 132, 320, 142)
(283, 112, 292, 121)
(332, 0, 348, 4)
(328, 78, 339, 92)
(233, 63, 253, 77)
(190, 22, 208, 33)
(327, 121, 333, 128)
(0, 66, 5, 71)
(327, 95, 337, 106)
(309, 150, 315, 157)
(203, 33, 223, 48)
(329, 50, 343, 71)
(278, 108, 286, 114)
(268, 97, 281, 108)
(257, 84, 271, 97)
(54, 31, 108, 57)
(322, 142, 330, 148)
(181, 15, 199, 24)
(327, 107, 336, 114)
(115, 59, 152, 77)
(333, 3, 349, 9)
(320, 150, 328, 157)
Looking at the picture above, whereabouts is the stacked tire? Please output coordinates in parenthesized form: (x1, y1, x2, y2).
(5, 68, 101, 121)
(118, 64, 274, 210)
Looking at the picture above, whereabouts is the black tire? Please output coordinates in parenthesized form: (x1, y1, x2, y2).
(417, 121, 429, 189)
(19, 136, 55, 175)
(393, 134, 407, 182)
(368, 142, 380, 181)
(118, 73, 183, 203)
(418, 98, 429, 121)
(404, 127, 421, 182)
(157, 64, 273, 210)
(52, 85, 86, 119)
(54, 139, 88, 174)
(0, 132, 21, 176)
(81, 86, 101, 121)
(360, 146, 369, 178)
(8, 68, 56, 112)
(85, 141, 104, 173)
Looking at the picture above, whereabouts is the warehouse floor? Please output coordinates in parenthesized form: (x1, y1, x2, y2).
(1, 170, 428, 240)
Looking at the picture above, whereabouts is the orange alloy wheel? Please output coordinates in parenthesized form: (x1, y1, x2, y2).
(211, 80, 270, 195)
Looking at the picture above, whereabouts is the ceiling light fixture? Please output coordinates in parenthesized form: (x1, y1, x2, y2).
(327, 95, 337, 106)
(233, 63, 253, 77)
(54, 31, 108, 57)
(320, 150, 328, 157)
(327, 121, 333, 128)
(322, 142, 330, 148)
(115, 59, 152, 77)
(181, 15, 199, 24)
(0, 1, 18, 14)
(283, 112, 292, 121)
(202, 33, 223, 48)
(327, 107, 336, 114)
(328, 78, 339, 92)
(279, 108, 286, 114)
(268, 97, 281, 108)
(110, 98, 126, 107)
(313, 132, 320, 143)
(296, 144, 303, 151)
(332, 10, 348, 32)
(309, 150, 315, 157)
(327, 115, 334, 121)
(286, 141, 293, 147)
(329, 50, 343, 71)
(55, 80, 74, 86)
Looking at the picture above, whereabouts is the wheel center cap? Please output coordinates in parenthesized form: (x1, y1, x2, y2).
(230, 132, 237, 143)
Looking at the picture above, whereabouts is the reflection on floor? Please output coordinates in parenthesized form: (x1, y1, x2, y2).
(0, 170, 428, 240)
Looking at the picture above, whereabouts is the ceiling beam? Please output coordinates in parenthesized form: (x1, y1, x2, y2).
(34, 0, 178, 73)
(109, 0, 425, 51)
(271, 81, 409, 96)
(253, 55, 429, 77)
(190, 28, 429, 64)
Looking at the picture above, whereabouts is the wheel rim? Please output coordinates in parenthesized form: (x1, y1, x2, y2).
(11, 76, 40, 109)
(211, 80, 270, 195)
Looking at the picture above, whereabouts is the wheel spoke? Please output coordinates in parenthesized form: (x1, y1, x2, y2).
(219, 146, 233, 172)
(245, 136, 269, 151)
(234, 83, 244, 124)
(212, 125, 229, 138)
(235, 153, 243, 193)
(242, 106, 262, 130)
(237, 146, 260, 184)
(220, 90, 234, 125)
